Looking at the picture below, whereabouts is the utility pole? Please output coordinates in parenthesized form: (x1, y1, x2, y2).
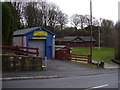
(90, 0, 93, 63)
(98, 18, 102, 50)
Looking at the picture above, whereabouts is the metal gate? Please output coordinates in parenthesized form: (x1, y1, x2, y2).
(28, 39, 46, 57)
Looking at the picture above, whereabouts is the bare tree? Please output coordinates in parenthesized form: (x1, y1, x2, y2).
(57, 11, 68, 30)
(13, 2, 26, 29)
(47, 3, 60, 28)
(70, 14, 81, 29)
(39, 1, 49, 27)
(84, 15, 99, 26)
(24, 2, 37, 27)
(79, 15, 86, 30)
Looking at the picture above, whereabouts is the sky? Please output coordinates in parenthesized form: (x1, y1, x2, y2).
(1, 0, 119, 23)
(48, 0, 119, 23)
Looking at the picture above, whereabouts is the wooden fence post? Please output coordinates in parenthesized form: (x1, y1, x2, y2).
(37, 49, 39, 56)
(88, 55, 92, 63)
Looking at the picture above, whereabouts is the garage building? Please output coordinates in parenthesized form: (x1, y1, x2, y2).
(13, 27, 55, 59)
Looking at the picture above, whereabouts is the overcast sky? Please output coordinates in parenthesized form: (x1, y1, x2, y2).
(48, 0, 119, 23)
(2, 0, 119, 23)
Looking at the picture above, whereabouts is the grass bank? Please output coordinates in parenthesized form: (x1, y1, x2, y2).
(71, 47, 115, 64)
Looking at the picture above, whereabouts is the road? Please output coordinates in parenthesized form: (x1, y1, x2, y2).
(3, 73, 118, 89)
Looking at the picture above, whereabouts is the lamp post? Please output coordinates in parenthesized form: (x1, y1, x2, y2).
(89, 0, 93, 63)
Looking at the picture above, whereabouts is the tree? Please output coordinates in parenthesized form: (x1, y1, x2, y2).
(47, 3, 60, 28)
(84, 15, 99, 26)
(7, 2, 18, 30)
(100, 19, 114, 47)
(57, 11, 68, 30)
(115, 21, 120, 59)
(79, 15, 86, 30)
(13, 2, 26, 29)
(2, 2, 14, 45)
(70, 14, 99, 29)
(24, 2, 39, 27)
(70, 14, 81, 29)
(39, 1, 49, 27)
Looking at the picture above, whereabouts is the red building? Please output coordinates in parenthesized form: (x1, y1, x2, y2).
(55, 36, 96, 47)
(55, 45, 71, 60)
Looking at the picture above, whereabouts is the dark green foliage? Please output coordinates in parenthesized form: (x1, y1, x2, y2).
(2, 2, 14, 45)
(115, 21, 120, 60)
(7, 2, 18, 30)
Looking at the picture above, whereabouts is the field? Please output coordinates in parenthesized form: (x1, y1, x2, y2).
(71, 47, 115, 64)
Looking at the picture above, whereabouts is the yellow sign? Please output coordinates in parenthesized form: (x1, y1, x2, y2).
(32, 37, 46, 39)
(34, 31, 48, 36)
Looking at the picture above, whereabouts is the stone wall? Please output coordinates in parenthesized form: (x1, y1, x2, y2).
(2, 55, 43, 72)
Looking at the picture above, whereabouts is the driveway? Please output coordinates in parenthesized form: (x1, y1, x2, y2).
(3, 59, 118, 78)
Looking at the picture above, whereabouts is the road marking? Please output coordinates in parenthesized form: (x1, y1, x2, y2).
(85, 84, 108, 90)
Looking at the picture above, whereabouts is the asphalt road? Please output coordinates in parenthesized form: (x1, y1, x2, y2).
(3, 73, 118, 89)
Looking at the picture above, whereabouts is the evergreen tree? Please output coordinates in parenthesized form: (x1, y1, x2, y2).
(2, 2, 14, 45)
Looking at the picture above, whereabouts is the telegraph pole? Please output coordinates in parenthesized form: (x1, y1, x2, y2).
(90, 0, 93, 62)
(98, 18, 102, 50)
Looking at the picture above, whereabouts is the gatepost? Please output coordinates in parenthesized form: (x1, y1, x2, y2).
(88, 55, 92, 63)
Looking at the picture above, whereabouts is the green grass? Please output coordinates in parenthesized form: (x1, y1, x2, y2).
(71, 47, 115, 64)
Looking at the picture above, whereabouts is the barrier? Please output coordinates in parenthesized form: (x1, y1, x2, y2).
(67, 54, 91, 63)
(0, 45, 39, 56)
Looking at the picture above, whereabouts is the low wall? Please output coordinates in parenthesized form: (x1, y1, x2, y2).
(2, 55, 43, 72)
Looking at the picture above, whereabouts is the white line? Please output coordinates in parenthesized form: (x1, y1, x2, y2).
(91, 84, 108, 89)
(85, 84, 109, 90)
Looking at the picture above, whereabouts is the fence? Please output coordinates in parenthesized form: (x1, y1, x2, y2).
(0, 45, 39, 56)
(67, 53, 91, 63)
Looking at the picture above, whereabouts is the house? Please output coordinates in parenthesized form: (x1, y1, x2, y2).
(13, 27, 55, 59)
(55, 36, 96, 47)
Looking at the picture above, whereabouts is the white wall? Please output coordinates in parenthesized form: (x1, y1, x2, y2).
(13, 36, 24, 46)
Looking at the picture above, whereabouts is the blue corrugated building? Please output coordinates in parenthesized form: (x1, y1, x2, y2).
(13, 27, 55, 59)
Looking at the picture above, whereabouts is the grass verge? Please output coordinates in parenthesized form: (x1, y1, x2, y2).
(71, 47, 115, 64)
(66, 60, 100, 69)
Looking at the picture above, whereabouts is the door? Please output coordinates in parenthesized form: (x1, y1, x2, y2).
(28, 39, 46, 57)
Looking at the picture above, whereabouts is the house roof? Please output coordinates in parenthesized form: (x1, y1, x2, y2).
(14, 27, 55, 36)
(80, 36, 96, 41)
(56, 36, 96, 42)
(56, 36, 78, 42)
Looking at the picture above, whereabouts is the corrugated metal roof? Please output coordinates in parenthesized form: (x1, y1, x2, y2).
(14, 27, 39, 35)
(80, 36, 96, 41)
(13, 27, 55, 36)
(56, 36, 96, 42)
(56, 36, 78, 42)
(55, 45, 70, 50)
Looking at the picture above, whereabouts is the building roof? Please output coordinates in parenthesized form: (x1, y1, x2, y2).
(14, 27, 38, 35)
(56, 36, 96, 42)
(56, 36, 77, 42)
(80, 36, 96, 41)
(55, 45, 70, 50)
(14, 27, 55, 36)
